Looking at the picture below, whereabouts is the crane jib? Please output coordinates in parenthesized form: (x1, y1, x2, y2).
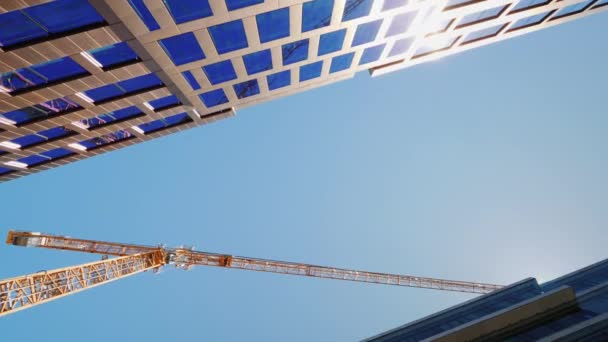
(2, 230, 504, 317)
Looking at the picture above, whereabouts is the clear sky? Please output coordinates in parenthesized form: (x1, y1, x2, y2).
(1, 13, 607, 342)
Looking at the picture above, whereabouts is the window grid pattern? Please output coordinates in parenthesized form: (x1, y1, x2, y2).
(0, 1, 210, 182)
(127, 0, 606, 113)
(0, 0, 605, 182)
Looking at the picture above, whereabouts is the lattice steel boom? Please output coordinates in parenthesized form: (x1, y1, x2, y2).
(2, 230, 503, 317)
(0, 251, 163, 317)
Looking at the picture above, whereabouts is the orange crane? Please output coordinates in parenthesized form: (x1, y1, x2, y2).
(0, 230, 503, 317)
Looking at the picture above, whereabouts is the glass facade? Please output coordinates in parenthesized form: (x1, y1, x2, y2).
(1, 0, 604, 182)
(134, 112, 192, 134)
(256, 8, 291, 43)
(74, 106, 144, 130)
(83, 74, 163, 103)
(160, 32, 206, 66)
(368, 258, 608, 342)
(208, 20, 248, 54)
(0, 0, 105, 48)
(1, 58, 88, 93)
(87, 42, 139, 69)
(164, 0, 213, 24)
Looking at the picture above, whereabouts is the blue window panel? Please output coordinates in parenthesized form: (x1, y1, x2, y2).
(128, 0, 161, 31)
(0, 167, 13, 176)
(0, 11, 47, 48)
(203, 60, 237, 85)
(85, 74, 163, 103)
(352, 19, 383, 47)
(44, 98, 81, 116)
(256, 8, 290, 43)
(302, 0, 334, 32)
(78, 130, 134, 150)
(88, 42, 139, 68)
(382, 0, 409, 11)
(41, 147, 74, 160)
(1, 57, 88, 93)
(160, 32, 206, 66)
(85, 84, 123, 103)
(39, 127, 72, 140)
(87, 112, 123, 128)
(164, 0, 213, 24)
(226, 0, 264, 11)
(243, 50, 273, 75)
(282, 39, 310, 65)
(359, 44, 386, 65)
(1, 69, 44, 93)
(16, 155, 48, 167)
(596, 0, 608, 7)
(414, 37, 457, 57)
(553, 0, 594, 18)
(463, 24, 505, 43)
(164, 112, 192, 126)
(23, 0, 104, 34)
(10, 127, 74, 148)
(77, 106, 144, 129)
(299, 61, 323, 82)
(10, 135, 45, 148)
(342, 0, 374, 21)
(385, 11, 416, 37)
(109, 106, 143, 121)
(427, 18, 453, 34)
(0, 98, 80, 126)
(148, 95, 181, 111)
(445, 0, 476, 8)
(118, 73, 163, 93)
(136, 112, 192, 134)
(233, 80, 260, 99)
(389, 37, 413, 56)
(330, 52, 355, 73)
(137, 120, 166, 134)
(318, 29, 347, 56)
(509, 11, 551, 30)
(511, 0, 550, 12)
(458, 5, 506, 27)
(34, 57, 88, 82)
(267, 70, 291, 90)
(208, 20, 248, 54)
(15, 147, 74, 167)
(199, 89, 229, 107)
(182, 71, 201, 90)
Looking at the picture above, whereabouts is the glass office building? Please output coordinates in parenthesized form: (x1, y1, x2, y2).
(1, 0, 607, 181)
(365, 257, 608, 341)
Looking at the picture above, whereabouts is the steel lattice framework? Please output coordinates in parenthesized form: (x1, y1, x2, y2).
(1, 230, 502, 317)
(0, 251, 162, 317)
(0, 0, 606, 182)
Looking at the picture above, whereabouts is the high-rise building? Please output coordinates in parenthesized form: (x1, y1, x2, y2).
(364, 257, 608, 341)
(1, 0, 606, 182)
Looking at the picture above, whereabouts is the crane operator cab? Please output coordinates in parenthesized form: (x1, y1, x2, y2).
(165, 251, 177, 265)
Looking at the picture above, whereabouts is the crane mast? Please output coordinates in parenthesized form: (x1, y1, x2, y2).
(1, 230, 503, 317)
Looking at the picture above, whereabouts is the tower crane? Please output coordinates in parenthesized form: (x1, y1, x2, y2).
(0, 230, 503, 317)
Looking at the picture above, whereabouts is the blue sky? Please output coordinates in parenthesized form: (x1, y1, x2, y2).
(1, 13, 607, 341)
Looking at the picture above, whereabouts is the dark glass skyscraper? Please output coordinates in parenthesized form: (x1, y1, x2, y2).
(365, 257, 608, 341)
